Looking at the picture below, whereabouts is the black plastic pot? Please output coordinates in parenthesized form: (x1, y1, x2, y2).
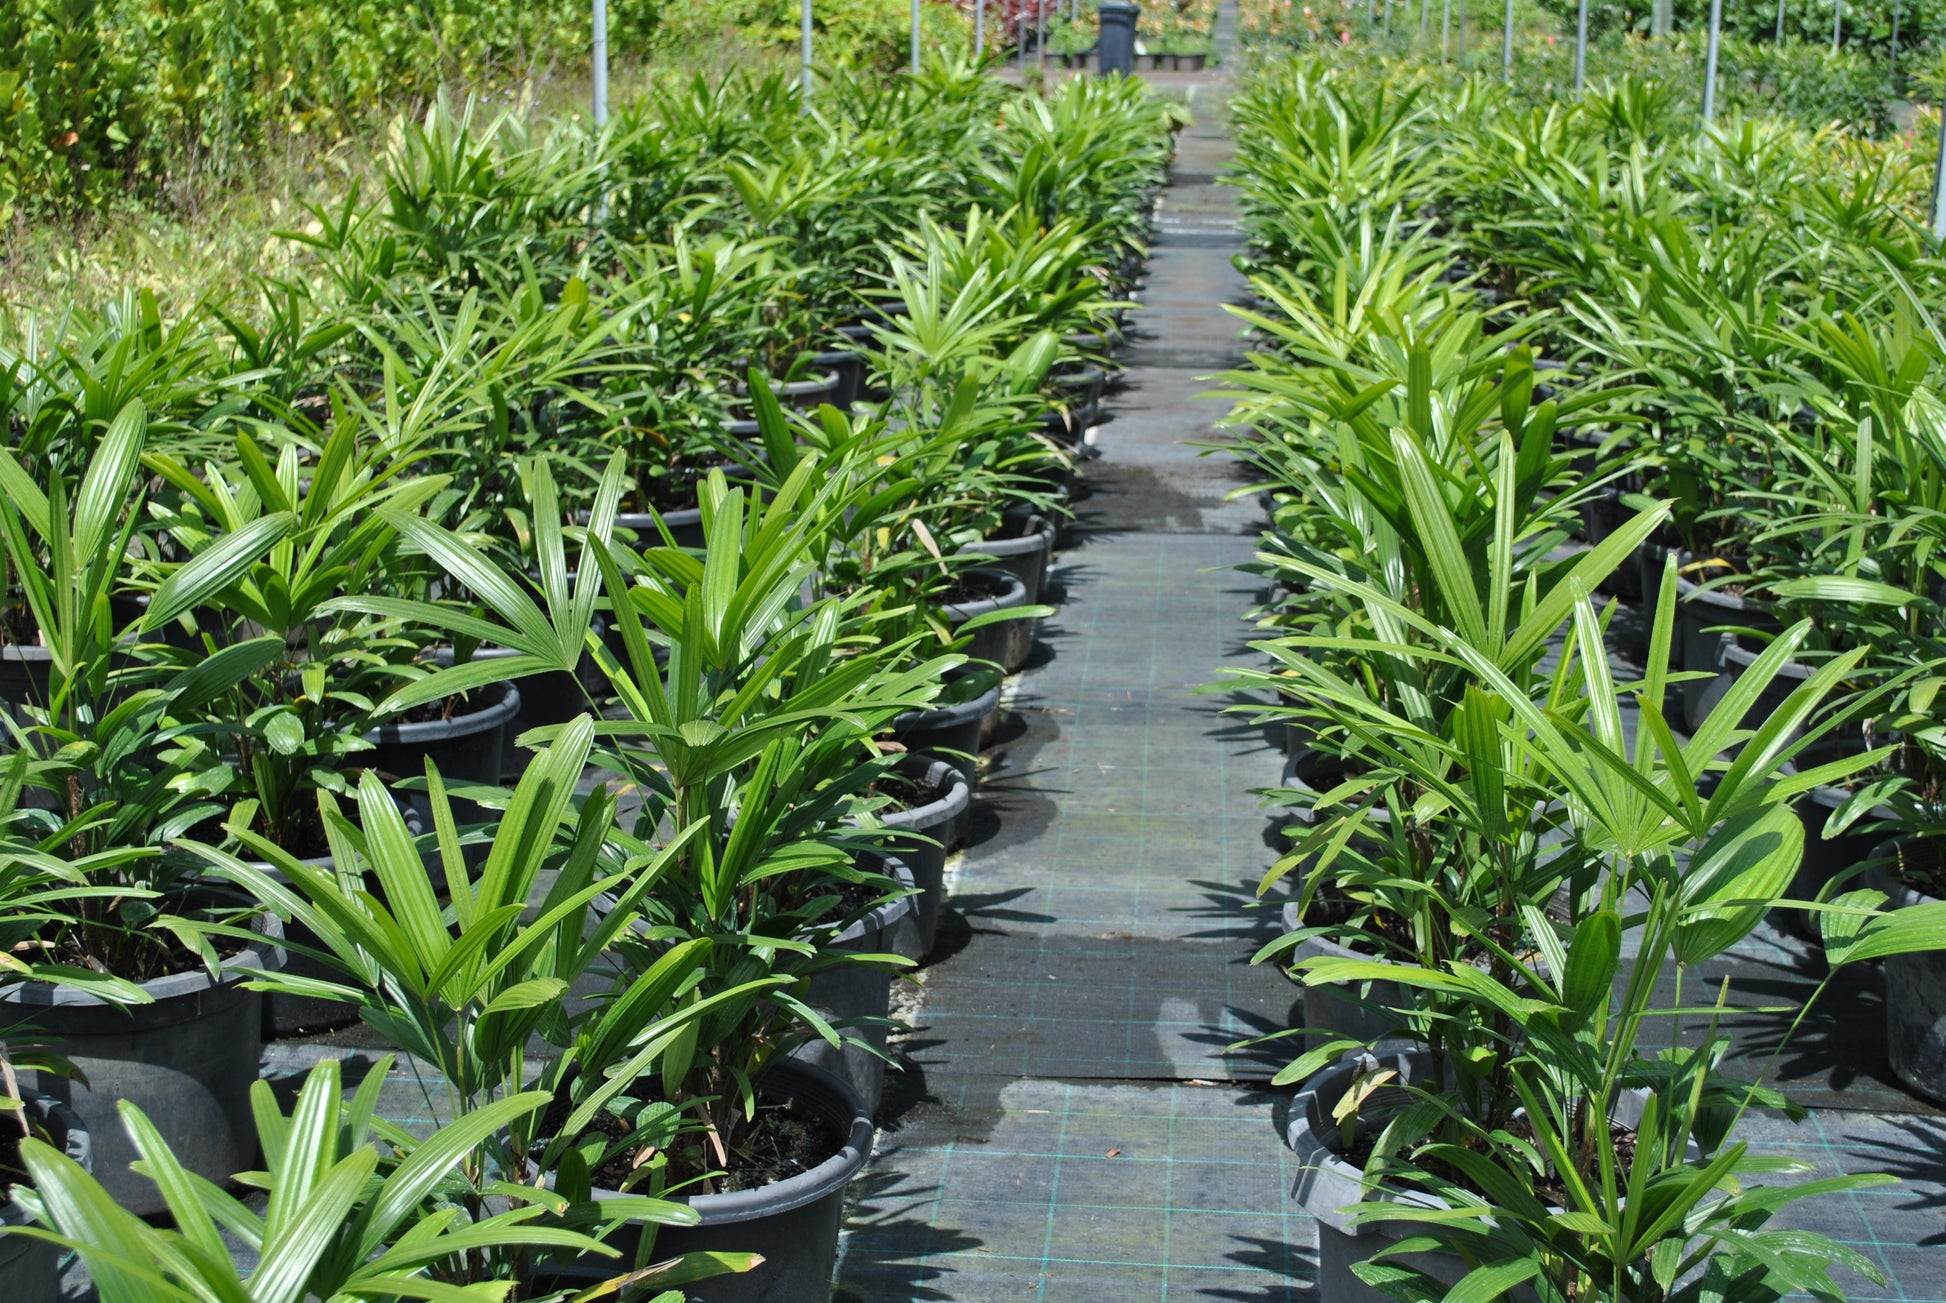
(2, 914, 283, 1217)
(1292, 1051, 1479, 1303)
(1868, 839, 1946, 1105)
(810, 348, 865, 409)
(1291, 1052, 1661, 1303)
(891, 668, 1000, 784)
(6, 1089, 89, 1303)
(1674, 568, 1775, 731)
(1277, 900, 1407, 1052)
(866, 754, 970, 961)
(772, 369, 840, 412)
(958, 512, 1058, 606)
(1577, 488, 1638, 598)
(1697, 636, 1875, 769)
(1780, 779, 1891, 941)
(257, 850, 361, 1038)
(563, 1057, 873, 1303)
(430, 635, 605, 781)
(790, 855, 918, 1116)
(942, 567, 1032, 673)
(362, 680, 520, 845)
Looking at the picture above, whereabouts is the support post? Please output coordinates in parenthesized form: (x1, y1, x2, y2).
(912, 0, 921, 72)
(1502, 0, 1514, 80)
(1038, 0, 1048, 71)
(591, 0, 608, 125)
(975, 0, 984, 58)
(802, 0, 814, 96)
(1832, 0, 1842, 50)
(1774, 0, 1785, 42)
(1573, 0, 1588, 92)
(1932, 101, 1946, 243)
(1441, 0, 1452, 61)
(1702, 0, 1722, 123)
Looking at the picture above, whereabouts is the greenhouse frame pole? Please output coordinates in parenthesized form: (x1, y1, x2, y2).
(1573, 0, 1588, 91)
(1502, 0, 1514, 79)
(1701, 0, 1722, 122)
(975, 0, 984, 59)
(591, 0, 609, 125)
(1933, 105, 1946, 242)
(912, 0, 921, 71)
(1442, 0, 1452, 61)
(802, 0, 814, 96)
(1039, 0, 1048, 71)
(1385, 0, 1392, 38)
(1833, 0, 1842, 50)
(1775, 0, 1785, 41)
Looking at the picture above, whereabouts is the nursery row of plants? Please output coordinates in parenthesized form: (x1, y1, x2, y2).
(0, 63, 1179, 1301)
(1217, 57, 1946, 1303)
(1238, 1, 1929, 137)
(0, 0, 991, 218)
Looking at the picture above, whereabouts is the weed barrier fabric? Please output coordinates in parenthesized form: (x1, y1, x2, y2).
(835, 1078, 1315, 1301)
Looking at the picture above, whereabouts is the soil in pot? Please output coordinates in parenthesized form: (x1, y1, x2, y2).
(1868, 838, 1946, 1105)
(2, 1089, 90, 1303)
(3, 913, 282, 1217)
(550, 1057, 873, 1303)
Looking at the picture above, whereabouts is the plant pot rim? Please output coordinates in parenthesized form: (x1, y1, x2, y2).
(941, 567, 1028, 623)
(0, 911, 286, 1008)
(1291, 1050, 1665, 1233)
(1867, 836, 1944, 910)
(829, 854, 919, 947)
(892, 671, 1001, 733)
(1280, 748, 1391, 827)
(868, 752, 971, 835)
(958, 515, 1056, 562)
(364, 679, 520, 746)
(585, 1056, 871, 1225)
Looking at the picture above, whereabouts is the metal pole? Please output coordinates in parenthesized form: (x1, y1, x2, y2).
(1774, 0, 1785, 42)
(1702, 0, 1722, 122)
(1573, 0, 1588, 91)
(1931, 101, 1946, 242)
(591, 0, 608, 125)
(801, 0, 814, 96)
(1832, 0, 1841, 50)
(1441, 0, 1452, 61)
(1038, 0, 1048, 71)
(975, 0, 984, 59)
(1502, 0, 1514, 79)
(1421, 0, 1430, 34)
(1018, 8, 1026, 70)
(1385, 0, 1392, 38)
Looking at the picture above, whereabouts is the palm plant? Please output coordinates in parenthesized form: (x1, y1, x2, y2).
(5, 1054, 749, 1301)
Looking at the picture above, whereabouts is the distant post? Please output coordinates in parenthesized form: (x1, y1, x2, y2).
(1501, 0, 1513, 80)
(803, 0, 814, 95)
(592, 0, 609, 125)
(1701, 0, 1722, 122)
(1573, 0, 1588, 91)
